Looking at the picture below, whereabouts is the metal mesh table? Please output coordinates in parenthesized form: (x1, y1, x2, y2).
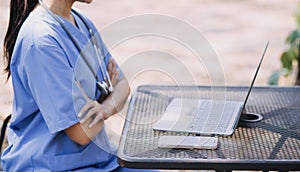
(117, 85, 300, 171)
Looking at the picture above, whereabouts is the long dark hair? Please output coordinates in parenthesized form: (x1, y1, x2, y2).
(3, 0, 39, 80)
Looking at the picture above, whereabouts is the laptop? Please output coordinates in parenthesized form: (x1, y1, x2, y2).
(153, 41, 269, 136)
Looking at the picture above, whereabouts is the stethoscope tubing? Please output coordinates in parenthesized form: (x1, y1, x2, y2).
(39, 0, 113, 92)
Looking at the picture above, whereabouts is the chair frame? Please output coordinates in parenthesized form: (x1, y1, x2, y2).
(0, 114, 11, 153)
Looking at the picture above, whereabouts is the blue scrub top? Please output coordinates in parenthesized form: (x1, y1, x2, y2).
(1, 7, 121, 171)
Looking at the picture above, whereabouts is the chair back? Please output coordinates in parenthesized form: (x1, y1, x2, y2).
(0, 114, 11, 153)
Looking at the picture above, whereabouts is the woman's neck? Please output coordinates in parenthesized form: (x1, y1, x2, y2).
(42, 0, 76, 25)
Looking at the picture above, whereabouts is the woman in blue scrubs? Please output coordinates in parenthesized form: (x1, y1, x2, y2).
(1, 0, 158, 171)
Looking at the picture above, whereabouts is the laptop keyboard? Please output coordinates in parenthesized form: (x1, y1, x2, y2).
(190, 101, 240, 133)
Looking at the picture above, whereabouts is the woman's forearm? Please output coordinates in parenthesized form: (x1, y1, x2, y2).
(65, 77, 130, 145)
(102, 77, 130, 119)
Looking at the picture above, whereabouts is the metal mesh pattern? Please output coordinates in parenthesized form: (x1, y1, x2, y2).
(118, 86, 300, 169)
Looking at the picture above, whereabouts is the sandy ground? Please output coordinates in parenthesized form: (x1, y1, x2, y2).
(0, 1, 299, 171)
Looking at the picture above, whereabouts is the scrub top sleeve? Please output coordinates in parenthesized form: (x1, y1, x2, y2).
(23, 43, 80, 134)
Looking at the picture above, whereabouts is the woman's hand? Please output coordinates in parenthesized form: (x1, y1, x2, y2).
(67, 61, 129, 145)
(107, 58, 119, 87)
(78, 99, 112, 128)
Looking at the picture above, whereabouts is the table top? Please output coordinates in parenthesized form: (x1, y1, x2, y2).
(117, 85, 300, 171)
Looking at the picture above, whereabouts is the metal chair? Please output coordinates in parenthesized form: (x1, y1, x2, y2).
(0, 114, 11, 153)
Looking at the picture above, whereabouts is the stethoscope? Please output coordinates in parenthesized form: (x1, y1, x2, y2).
(39, 0, 113, 103)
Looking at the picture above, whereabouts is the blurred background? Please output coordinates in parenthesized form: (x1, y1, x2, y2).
(0, 2, 299, 169)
